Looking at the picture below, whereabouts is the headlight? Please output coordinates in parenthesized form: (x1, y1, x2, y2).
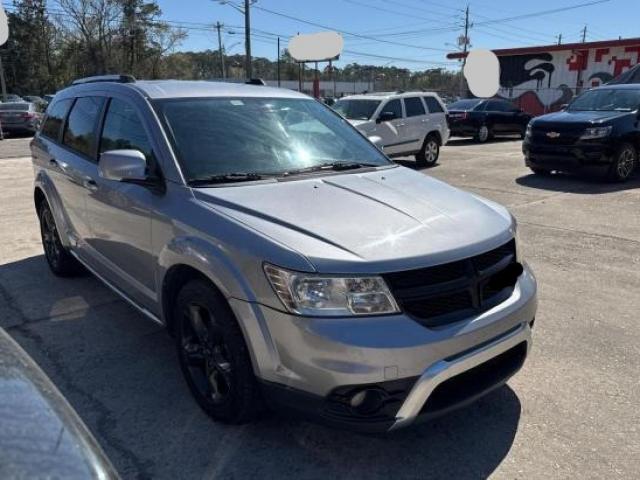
(580, 125, 612, 140)
(264, 264, 400, 317)
(525, 124, 532, 138)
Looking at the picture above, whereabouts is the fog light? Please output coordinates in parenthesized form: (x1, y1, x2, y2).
(349, 389, 385, 415)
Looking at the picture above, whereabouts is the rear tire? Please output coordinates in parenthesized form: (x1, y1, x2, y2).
(38, 202, 83, 277)
(174, 279, 262, 424)
(474, 125, 491, 143)
(415, 134, 440, 168)
(608, 143, 637, 182)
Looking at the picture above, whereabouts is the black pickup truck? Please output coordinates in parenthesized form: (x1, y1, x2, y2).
(447, 98, 532, 143)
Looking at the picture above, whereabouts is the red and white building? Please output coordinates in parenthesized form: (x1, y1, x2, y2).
(447, 38, 640, 115)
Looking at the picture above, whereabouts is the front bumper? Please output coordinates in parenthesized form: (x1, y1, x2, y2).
(523, 140, 615, 172)
(229, 265, 537, 431)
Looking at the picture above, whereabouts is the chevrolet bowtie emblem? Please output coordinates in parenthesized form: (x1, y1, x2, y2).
(546, 131, 560, 138)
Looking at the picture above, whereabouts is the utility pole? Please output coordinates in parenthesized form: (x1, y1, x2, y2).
(459, 5, 471, 97)
(277, 36, 281, 87)
(557, 33, 562, 45)
(581, 25, 587, 42)
(244, 0, 252, 79)
(215, 22, 226, 78)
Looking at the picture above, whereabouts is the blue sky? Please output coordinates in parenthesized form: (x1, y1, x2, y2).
(106, 1, 640, 70)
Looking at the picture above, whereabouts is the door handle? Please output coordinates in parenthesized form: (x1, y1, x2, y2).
(83, 177, 98, 191)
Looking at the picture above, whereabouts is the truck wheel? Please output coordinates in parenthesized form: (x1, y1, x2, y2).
(175, 279, 262, 424)
(475, 125, 491, 143)
(608, 143, 637, 182)
(38, 202, 83, 276)
(415, 134, 440, 168)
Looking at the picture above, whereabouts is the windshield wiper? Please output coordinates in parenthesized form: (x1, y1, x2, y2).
(188, 172, 264, 186)
(282, 161, 379, 177)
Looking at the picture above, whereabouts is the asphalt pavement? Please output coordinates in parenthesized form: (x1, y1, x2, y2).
(0, 135, 639, 479)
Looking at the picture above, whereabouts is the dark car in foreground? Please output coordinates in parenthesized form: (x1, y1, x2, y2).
(0, 102, 43, 134)
(0, 327, 118, 479)
(523, 84, 640, 182)
(448, 98, 532, 142)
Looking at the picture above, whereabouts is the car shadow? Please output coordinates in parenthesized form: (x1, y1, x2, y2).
(446, 136, 521, 147)
(0, 255, 522, 480)
(393, 158, 442, 171)
(516, 172, 640, 194)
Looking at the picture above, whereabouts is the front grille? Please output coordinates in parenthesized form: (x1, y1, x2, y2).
(384, 240, 520, 328)
(531, 125, 583, 146)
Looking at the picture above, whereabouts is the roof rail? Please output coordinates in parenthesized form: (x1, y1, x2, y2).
(245, 78, 267, 86)
(71, 74, 136, 86)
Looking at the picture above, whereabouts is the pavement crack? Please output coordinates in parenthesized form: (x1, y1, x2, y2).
(519, 220, 640, 246)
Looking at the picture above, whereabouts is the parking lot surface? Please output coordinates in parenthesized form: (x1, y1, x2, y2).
(1, 136, 639, 479)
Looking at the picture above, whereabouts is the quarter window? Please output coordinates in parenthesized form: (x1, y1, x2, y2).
(63, 97, 105, 159)
(404, 97, 426, 117)
(424, 97, 444, 113)
(100, 98, 153, 162)
(41, 99, 73, 141)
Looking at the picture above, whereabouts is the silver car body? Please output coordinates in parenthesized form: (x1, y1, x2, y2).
(335, 91, 450, 156)
(31, 80, 536, 431)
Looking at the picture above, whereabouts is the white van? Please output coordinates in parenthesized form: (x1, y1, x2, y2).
(334, 91, 450, 167)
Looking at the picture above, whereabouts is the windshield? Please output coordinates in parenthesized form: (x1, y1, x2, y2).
(568, 88, 640, 112)
(0, 103, 30, 111)
(448, 99, 483, 110)
(157, 97, 390, 182)
(333, 99, 381, 120)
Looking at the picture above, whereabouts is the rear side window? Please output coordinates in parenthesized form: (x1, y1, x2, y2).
(486, 100, 510, 112)
(404, 97, 426, 117)
(63, 97, 105, 159)
(100, 98, 153, 162)
(381, 99, 403, 119)
(424, 97, 444, 113)
(41, 99, 73, 141)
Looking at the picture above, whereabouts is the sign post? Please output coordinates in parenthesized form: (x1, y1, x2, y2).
(288, 31, 343, 98)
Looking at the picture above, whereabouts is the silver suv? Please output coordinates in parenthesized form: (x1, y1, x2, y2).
(31, 76, 537, 432)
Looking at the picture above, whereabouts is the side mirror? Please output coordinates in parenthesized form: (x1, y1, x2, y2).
(368, 135, 384, 151)
(376, 111, 397, 124)
(99, 149, 147, 182)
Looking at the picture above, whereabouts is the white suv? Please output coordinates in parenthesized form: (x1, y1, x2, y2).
(334, 91, 450, 167)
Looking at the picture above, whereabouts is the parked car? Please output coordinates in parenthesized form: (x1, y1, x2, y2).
(523, 84, 640, 182)
(23, 95, 47, 108)
(32, 76, 537, 433)
(0, 102, 43, 134)
(0, 327, 118, 478)
(447, 98, 532, 142)
(3, 94, 24, 102)
(334, 91, 450, 167)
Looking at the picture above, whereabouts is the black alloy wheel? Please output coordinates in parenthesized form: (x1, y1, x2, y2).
(175, 280, 261, 424)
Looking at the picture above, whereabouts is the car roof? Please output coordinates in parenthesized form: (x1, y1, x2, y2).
(61, 79, 310, 100)
(340, 91, 441, 101)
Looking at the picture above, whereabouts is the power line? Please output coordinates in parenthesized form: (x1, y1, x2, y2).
(251, 4, 451, 52)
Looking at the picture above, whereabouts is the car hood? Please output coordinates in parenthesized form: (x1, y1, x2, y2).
(533, 109, 631, 126)
(193, 166, 514, 273)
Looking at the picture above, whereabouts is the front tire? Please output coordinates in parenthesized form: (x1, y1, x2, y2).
(608, 143, 637, 182)
(175, 279, 261, 424)
(415, 134, 440, 168)
(38, 202, 83, 277)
